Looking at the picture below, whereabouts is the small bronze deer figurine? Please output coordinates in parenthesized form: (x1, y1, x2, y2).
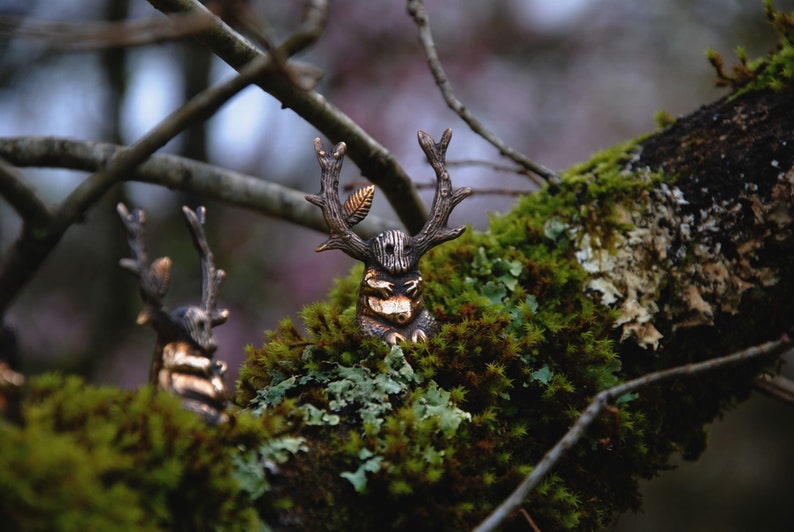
(117, 203, 230, 424)
(307, 129, 471, 344)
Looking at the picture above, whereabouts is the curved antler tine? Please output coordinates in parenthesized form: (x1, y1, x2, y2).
(182, 206, 209, 256)
(413, 129, 472, 256)
(181, 206, 228, 322)
(306, 137, 372, 262)
(117, 202, 147, 275)
(117, 203, 172, 322)
(417, 128, 452, 161)
(313, 137, 347, 164)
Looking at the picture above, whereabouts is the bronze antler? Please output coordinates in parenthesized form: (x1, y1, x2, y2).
(117, 203, 173, 337)
(118, 203, 229, 424)
(305, 139, 374, 261)
(413, 129, 472, 257)
(307, 129, 471, 344)
(181, 206, 230, 341)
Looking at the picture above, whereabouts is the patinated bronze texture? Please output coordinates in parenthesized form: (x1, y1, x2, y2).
(307, 129, 471, 345)
(117, 203, 230, 423)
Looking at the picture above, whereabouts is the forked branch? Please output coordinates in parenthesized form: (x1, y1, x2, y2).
(407, 0, 560, 186)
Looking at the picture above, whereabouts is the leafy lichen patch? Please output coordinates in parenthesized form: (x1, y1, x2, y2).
(574, 152, 794, 350)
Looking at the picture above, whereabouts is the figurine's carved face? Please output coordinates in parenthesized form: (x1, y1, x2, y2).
(361, 269, 424, 326)
(372, 230, 416, 274)
(173, 306, 217, 354)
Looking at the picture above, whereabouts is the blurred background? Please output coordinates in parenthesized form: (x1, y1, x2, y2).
(0, 1, 792, 529)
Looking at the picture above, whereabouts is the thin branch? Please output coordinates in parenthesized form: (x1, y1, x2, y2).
(446, 158, 528, 175)
(0, 136, 396, 239)
(147, 0, 429, 233)
(55, 53, 284, 226)
(345, 179, 531, 197)
(474, 333, 793, 532)
(415, 182, 530, 197)
(224, 0, 328, 91)
(0, 156, 51, 226)
(232, 0, 328, 59)
(0, 40, 291, 313)
(518, 509, 542, 532)
(0, 11, 215, 50)
(406, 0, 560, 187)
(275, 0, 330, 58)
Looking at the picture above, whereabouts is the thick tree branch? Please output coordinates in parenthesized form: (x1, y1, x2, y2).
(0, 137, 396, 239)
(474, 334, 793, 532)
(146, 0, 429, 233)
(406, 0, 560, 186)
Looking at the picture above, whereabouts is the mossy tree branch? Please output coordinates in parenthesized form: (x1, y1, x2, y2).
(2, 2, 794, 531)
(233, 43, 794, 525)
(476, 333, 793, 532)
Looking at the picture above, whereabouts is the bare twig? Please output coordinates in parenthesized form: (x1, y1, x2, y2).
(0, 43, 288, 313)
(274, 0, 330, 58)
(518, 509, 542, 532)
(0, 11, 214, 50)
(0, 137, 395, 238)
(415, 182, 530, 197)
(231, 0, 328, 58)
(225, 0, 328, 91)
(147, 0, 428, 233)
(406, 0, 560, 187)
(345, 179, 531, 197)
(447, 158, 527, 175)
(753, 373, 794, 404)
(474, 334, 792, 532)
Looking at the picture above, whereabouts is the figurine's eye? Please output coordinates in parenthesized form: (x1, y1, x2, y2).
(385, 243, 394, 255)
(404, 244, 413, 254)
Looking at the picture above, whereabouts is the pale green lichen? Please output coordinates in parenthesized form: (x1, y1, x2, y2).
(248, 345, 471, 493)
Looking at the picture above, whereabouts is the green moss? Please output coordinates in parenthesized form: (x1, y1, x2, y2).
(2, 6, 786, 531)
(0, 374, 289, 530)
(653, 109, 676, 129)
(235, 139, 695, 529)
(707, 2, 794, 96)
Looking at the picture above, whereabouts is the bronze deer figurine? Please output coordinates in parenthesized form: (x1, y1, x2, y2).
(117, 203, 230, 423)
(307, 129, 472, 345)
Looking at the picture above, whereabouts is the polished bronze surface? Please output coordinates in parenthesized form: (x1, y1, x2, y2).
(307, 129, 471, 345)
